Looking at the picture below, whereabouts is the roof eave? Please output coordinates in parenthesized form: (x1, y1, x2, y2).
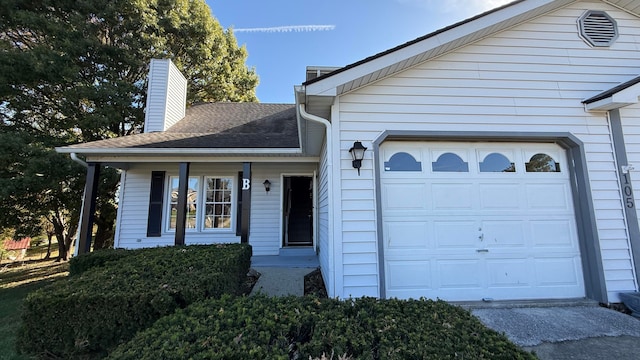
(584, 80, 640, 111)
(55, 147, 303, 156)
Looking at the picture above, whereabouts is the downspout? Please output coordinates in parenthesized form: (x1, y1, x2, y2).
(298, 103, 335, 297)
(70, 152, 88, 168)
(69, 153, 88, 256)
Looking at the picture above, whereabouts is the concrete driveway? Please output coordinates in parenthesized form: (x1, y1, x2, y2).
(471, 305, 640, 360)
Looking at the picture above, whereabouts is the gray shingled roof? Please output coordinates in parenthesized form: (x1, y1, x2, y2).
(62, 103, 298, 150)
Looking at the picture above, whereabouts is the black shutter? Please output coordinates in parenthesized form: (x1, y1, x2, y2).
(236, 171, 243, 236)
(146, 171, 166, 237)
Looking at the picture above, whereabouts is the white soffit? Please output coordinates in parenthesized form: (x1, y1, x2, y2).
(585, 84, 640, 111)
(305, 0, 576, 97)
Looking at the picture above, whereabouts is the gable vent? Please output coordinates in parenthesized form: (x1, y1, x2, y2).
(578, 10, 618, 47)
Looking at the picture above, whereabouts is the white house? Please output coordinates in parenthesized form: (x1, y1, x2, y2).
(58, 0, 640, 303)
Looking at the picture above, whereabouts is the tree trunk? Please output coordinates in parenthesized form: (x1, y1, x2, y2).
(92, 214, 114, 250)
(44, 232, 53, 259)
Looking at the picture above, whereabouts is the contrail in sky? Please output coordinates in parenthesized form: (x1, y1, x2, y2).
(233, 25, 336, 33)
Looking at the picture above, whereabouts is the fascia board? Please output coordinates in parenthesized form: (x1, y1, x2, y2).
(84, 155, 320, 163)
(55, 147, 303, 155)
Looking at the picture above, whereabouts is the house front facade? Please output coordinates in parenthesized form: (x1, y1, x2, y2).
(60, 0, 640, 303)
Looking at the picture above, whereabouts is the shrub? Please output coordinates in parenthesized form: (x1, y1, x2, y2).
(17, 243, 251, 359)
(108, 295, 536, 360)
(68, 248, 130, 276)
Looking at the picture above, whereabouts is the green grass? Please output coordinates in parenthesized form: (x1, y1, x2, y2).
(0, 259, 69, 360)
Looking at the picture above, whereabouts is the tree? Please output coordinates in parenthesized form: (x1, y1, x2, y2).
(0, 0, 259, 259)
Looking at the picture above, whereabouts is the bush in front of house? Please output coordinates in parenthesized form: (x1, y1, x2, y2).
(17, 243, 251, 359)
(68, 247, 130, 276)
(108, 295, 536, 360)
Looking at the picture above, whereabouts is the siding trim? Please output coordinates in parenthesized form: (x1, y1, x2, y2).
(608, 110, 640, 290)
(372, 130, 608, 302)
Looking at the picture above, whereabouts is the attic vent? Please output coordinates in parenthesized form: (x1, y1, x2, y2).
(578, 10, 618, 47)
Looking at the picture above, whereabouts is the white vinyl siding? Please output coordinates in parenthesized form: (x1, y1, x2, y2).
(115, 162, 317, 254)
(332, 2, 640, 301)
(317, 141, 333, 295)
(143, 59, 187, 133)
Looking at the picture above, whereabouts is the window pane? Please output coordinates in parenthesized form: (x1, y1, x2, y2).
(204, 177, 233, 229)
(384, 152, 422, 171)
(432, 153, 469, 172)
(168, 176, 199, 230)
(526, 153, 560, 172)
(479, 153, 515, 172)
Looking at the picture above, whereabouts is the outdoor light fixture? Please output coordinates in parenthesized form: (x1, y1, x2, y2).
(349, 141, 367, 175)
(263, 179, 271, 193)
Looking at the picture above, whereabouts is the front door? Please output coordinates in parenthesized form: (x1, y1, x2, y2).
(283, 176, 313, 247)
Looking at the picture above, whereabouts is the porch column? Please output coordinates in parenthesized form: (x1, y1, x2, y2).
(609, 109, 640, 284)
(241, 162, 252, 243)
(78, 162, 100, 254)
(175, 162, 190, 246)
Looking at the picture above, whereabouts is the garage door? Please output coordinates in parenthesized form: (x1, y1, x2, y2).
(380, 141, 585, 301)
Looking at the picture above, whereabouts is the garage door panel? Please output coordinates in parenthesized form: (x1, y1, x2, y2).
(479, 183, 521, 210)
(486, 259, 532, 287)
(531, 220, 575, 247)
(383, 182, 428, 211)
(534, 257, 582, 286)
(385, 221, 429, 249)
(437, 260, 483, 288)
(432, 183, 474, 210)
(434, 220, 477, 248)
(482, 220, 526, 247)
(387, 260, 432, 290)
(526, 183, 572, 210)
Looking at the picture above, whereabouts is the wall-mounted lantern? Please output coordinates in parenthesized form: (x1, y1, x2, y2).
(349, 141, 367, 175)
(263, 179, 271, 193)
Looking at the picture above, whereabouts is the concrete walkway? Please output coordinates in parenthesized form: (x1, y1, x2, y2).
(249, 267, 316, 296)
(472, 305, 640, 360)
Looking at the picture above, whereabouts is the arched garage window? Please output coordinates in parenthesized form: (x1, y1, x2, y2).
(480, 153, 515, 172)
(432, 152, 469, 172)
(526, 153, 560, 172)
(384, 152, 422, 171)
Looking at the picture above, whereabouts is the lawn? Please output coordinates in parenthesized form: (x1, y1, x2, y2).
(0, 259, 69, 360)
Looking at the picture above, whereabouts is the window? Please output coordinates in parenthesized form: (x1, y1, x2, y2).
(384, 152, 422, 171)
(479, 153, 515, 172)
(167, 176, 234, 231)
(432, 152, 469, 172)
(204, 177, 232, 229)
(526, 153, 560, 172)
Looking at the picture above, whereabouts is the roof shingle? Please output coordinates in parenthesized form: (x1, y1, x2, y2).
(62, 103, 299, 150)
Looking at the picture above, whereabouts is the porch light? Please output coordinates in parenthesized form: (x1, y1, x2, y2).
(263, 179, 271, 193)
(349, 141, 367, 175)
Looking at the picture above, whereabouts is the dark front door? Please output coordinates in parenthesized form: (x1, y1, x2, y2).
(283, 176, 313, 247)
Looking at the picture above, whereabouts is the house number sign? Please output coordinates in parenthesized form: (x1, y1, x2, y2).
(622, 172, 635, 209)
(242, 178, 251, 190)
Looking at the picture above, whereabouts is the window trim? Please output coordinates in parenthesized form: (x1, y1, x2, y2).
(165, 174, 236, 233)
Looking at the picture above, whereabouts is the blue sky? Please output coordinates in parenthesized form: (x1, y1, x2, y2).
(206, 0, 512, 103)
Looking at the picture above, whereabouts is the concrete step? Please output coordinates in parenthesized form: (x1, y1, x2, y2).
(279, 247, 316, 257)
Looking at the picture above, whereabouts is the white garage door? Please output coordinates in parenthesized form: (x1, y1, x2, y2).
(381, 141, 585, 301)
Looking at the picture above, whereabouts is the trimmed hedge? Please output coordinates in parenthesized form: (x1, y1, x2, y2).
(68, 248, 130, 276)
(109, 295, 537, 360)
(17, 244, 251, 359)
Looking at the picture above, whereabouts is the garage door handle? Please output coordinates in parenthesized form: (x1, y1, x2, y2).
(476, 249, 489, 253)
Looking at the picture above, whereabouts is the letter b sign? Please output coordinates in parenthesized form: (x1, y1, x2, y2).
(242, 178, 251, 190)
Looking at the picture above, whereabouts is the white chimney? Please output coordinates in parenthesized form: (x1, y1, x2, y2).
(143, 59, 187, 133)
